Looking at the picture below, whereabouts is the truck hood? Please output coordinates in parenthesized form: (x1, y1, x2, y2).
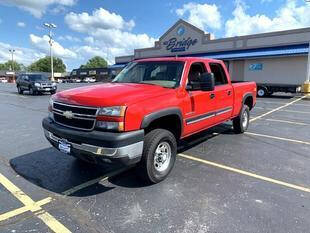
(54, 83, 175, 107)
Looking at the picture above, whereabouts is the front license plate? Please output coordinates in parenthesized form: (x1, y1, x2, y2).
(58, 140, 71, 154)
(45, 88, 51, 91)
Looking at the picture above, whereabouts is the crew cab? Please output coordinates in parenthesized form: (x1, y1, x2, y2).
(42, 57, 256, 183)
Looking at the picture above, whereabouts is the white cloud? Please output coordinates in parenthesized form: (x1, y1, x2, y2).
(225, 0, 310, 37)
(0, 41, 45, 65)
(65, 8, 156, 63)
(64, 8, 135, 32)
(176, 2, 222, 30)
(29, 34, 77, 59)
(58, 35, 81, 42)
(17, 22, 26, 27)
(0, 0, 76, 18)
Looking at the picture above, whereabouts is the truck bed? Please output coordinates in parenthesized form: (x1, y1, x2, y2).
(231, 81, 257, 116)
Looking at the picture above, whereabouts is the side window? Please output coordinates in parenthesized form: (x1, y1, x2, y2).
(188, 62, 206, 83)
(209, 63, 228, 86)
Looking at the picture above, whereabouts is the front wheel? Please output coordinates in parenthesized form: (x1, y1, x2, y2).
(17, 86, 23, 94)
(29, 87, 35, 95)
(233, 105, 250, 134)
(137, 129, 177, 184)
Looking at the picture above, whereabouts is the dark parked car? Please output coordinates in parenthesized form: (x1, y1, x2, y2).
(16, 73, 57, 95)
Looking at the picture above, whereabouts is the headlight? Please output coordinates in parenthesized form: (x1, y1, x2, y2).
(98, 106, 126, 116)
(96, 121, 124, 131)
(34, 83, 41, 87)
(52, 82, 57, 86)
(48, 98, 54, 112)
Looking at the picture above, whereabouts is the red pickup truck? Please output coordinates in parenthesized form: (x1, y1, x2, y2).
(42, 57, 256, 183)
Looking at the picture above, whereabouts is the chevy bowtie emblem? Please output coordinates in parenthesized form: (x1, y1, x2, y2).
(63, 111, 73, 119)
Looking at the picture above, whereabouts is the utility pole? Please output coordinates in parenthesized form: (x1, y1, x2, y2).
(9, 49, 15, 82)
(43, 23, 57, 81)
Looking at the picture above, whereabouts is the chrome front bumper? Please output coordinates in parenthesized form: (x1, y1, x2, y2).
(44, 129, 144, 163)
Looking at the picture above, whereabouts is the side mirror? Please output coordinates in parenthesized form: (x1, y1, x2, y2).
(186, 72, 215, 92)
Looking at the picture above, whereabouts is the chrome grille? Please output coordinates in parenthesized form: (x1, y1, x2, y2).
(52, 102, 98, 131)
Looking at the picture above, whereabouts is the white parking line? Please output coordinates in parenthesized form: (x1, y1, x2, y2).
(245, 132, 310, 145)
(265, 118, 309, 126)
(250, 96, 306, 122)
(255, 106, 310, 114)
(256, 100, 310, 107)
(0, 92, 27, 98)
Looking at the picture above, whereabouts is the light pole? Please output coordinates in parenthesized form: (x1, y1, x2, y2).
(9, 49, 15, 82)
(43, 23, 57, 81)
(307, 42, 310, 83)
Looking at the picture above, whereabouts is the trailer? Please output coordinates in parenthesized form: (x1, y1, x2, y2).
(229, 56, 307, 97)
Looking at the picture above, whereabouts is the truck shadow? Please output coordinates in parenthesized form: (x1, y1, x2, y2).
(9, 124, 234, 196)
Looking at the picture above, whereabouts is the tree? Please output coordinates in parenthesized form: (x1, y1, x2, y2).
(28, 56, 66, 72)
(80, 56, 108, 69)
(0, 60, 23, 71)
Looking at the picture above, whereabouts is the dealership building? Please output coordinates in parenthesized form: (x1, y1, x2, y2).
(113, 19, 310, 93)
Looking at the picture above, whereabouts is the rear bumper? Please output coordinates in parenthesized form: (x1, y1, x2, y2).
(42, 117, 144, 165)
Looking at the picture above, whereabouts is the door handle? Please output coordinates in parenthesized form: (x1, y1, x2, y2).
(227, 90, 232, 96)
(210, 93, 215, 99)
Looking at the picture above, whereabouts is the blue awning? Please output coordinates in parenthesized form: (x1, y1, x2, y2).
(109, 63, 127, 69)
(191, 44, 309, 60)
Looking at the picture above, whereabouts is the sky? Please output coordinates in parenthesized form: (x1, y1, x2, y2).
(0, 0, 309, 71)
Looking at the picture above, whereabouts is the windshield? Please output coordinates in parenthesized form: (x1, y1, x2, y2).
(113, 61, 184, 88)
(27, 74, 49, 81)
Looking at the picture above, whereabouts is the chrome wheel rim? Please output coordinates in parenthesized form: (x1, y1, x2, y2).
(154, 142, 171, 172)
(242, 111, 249, 128)
(257, 89, 265, 96)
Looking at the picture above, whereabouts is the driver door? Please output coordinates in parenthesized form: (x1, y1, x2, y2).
(183, 62, 217, 136)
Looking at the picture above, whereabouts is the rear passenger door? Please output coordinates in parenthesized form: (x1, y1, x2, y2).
(209, 62, 234, 122)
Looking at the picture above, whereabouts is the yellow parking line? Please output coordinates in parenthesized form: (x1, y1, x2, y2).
(265, 118, 309, 126)
(62, 167, 129, 196)
(250, 96, 306, 122)
(0, 173, 71, 233)
(0, 167, 128, 222)
(178, 153, 310, 193)
(0, 197, 52, 222)
(245, 132, 310, 145)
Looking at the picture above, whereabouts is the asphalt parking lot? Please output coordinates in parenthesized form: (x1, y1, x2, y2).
(0, 83, 309, 233)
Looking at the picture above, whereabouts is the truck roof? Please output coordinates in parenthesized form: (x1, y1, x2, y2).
(134, 57, 221, 63)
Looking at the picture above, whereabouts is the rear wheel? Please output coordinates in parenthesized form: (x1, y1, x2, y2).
(137, 129, 177, 184)
(233, 105, 250, 134)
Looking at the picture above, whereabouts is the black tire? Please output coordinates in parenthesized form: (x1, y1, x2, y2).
(257, 87, 267, 97)
(51, 90, 56, 95)
(137, 129, 177, 184)
(29, 86, 35, 95)
(233, 105, 250, 134)
(17, 86, 23, 94)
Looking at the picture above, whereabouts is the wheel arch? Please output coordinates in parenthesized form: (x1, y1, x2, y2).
(141, 108, 183, 140)
(242, 93, 254, 110)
